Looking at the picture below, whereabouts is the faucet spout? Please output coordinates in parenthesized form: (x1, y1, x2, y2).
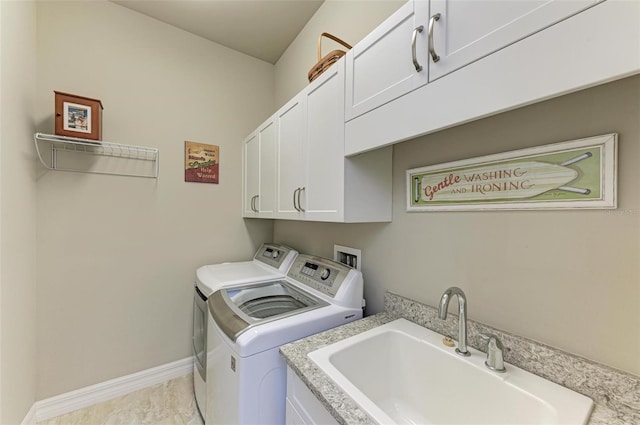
(438, 286, 470, 357)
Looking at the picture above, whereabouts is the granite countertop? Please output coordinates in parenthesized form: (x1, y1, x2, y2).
(280, 313, 395, 425)
(280, 302, 639, 425)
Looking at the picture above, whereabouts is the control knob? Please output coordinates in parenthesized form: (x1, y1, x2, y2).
(320, 268, 331, 280)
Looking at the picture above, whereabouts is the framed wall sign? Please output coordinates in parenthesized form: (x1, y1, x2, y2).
(406, 134, 617, 211)
(54, 91, 103, 141)
(185, 141, 219, 184)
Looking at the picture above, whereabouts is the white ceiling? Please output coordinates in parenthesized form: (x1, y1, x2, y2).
(112, 0, 325, 64)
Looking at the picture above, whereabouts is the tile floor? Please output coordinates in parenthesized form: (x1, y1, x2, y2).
(37, 374, 204, 425)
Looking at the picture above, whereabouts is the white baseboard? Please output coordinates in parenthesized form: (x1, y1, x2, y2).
(33, 356, 193, 422)
(20, 403, 37, 425)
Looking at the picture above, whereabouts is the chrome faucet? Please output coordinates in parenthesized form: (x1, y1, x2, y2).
(438, 286, 470, 356)
(480, 333, 506, 372)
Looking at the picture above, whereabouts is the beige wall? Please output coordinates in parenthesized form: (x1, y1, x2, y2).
(274, 75, 640, 376)
(274, 0, 404, 108)
(0, 1, 38, 422)
(35, 1, 274, 398)
(272, 0, 639, 377)
(5, 0, 634, 410)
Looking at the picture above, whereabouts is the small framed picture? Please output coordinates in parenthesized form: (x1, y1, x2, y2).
(185, 141, 219, 184)
(54, 91, 103, 141)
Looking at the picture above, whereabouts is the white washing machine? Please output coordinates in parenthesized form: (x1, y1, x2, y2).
(205, 254, 364, 425)
(193, 243, 298, 419)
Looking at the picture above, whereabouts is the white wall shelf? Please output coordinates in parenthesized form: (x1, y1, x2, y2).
(34, 132, 159, 178)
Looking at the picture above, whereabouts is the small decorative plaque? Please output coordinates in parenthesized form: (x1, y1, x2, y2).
(185, 141, 219, 184)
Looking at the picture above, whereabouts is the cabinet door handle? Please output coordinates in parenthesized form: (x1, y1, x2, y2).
(293, 188, 300, 211)
(411, 25, 424, 72)
(251, 195, 259, 212)
(428, 13, 441, 63)
(297, 187, 306, 212)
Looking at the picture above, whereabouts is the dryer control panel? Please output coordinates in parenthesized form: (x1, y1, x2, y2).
(254, 243, 296, 270)
(287, 254, 353, 298)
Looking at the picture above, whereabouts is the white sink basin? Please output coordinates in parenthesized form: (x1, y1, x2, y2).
(308, 319, 593, 425)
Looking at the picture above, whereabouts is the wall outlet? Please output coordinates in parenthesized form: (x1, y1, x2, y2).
(333, 244, 362, 270)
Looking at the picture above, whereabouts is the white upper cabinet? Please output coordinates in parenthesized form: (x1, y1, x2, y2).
(345, 1, 430, 122)
(246, 59, 392, 223)
(257, 119, 277, 217)
(282, 59, 392, 223)
(242, 132, 260, 217)
(242, 116, 277, 218)
(428, 0, 598, 81)
(245, 0, 637, 221)
(276, 95, 306, 219)
(345, 0, 599, 123)
(345, 0, 640, 155)
(299, 62, 346, 221)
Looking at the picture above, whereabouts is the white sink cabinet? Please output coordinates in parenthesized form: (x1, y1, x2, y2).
(285, 367, 338, 425)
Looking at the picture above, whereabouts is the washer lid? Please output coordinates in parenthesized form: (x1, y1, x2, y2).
(209, 280, 328, 342)
(196, 262, 282, 296)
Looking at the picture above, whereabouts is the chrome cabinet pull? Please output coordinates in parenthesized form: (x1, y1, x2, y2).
(297, 187, 305, 212)
(251, 195, 259, 212)
(412, 25, 424, 72)
(428, 13, 441, 63)
(293, 188, 300, 211)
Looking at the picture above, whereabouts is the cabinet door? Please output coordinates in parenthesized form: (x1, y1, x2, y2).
(276, 95, 306, 219)
(345, 0, 429, 122)
(286, 368, 339, 425)
(242, 132, 259, 217)
(302, 59, 346, 222)
(257, 118, 277, 217)
(429, 0, 598, 81)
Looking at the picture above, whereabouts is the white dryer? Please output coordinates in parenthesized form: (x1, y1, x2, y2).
(193, 243, 298, 419)
(205, 254, 363, 425)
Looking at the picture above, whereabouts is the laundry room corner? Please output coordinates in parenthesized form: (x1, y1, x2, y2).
(33, 0, 275, 400)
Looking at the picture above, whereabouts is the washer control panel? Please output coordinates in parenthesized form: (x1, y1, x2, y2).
(287, 254, 351, 297)
(254, 243, 294, 269)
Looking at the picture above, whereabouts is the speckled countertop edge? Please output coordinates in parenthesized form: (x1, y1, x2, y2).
(280, 313, 396, 425)
(280, 292, 640, 425)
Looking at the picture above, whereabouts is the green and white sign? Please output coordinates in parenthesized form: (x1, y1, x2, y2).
(407, 134, 617, 211)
